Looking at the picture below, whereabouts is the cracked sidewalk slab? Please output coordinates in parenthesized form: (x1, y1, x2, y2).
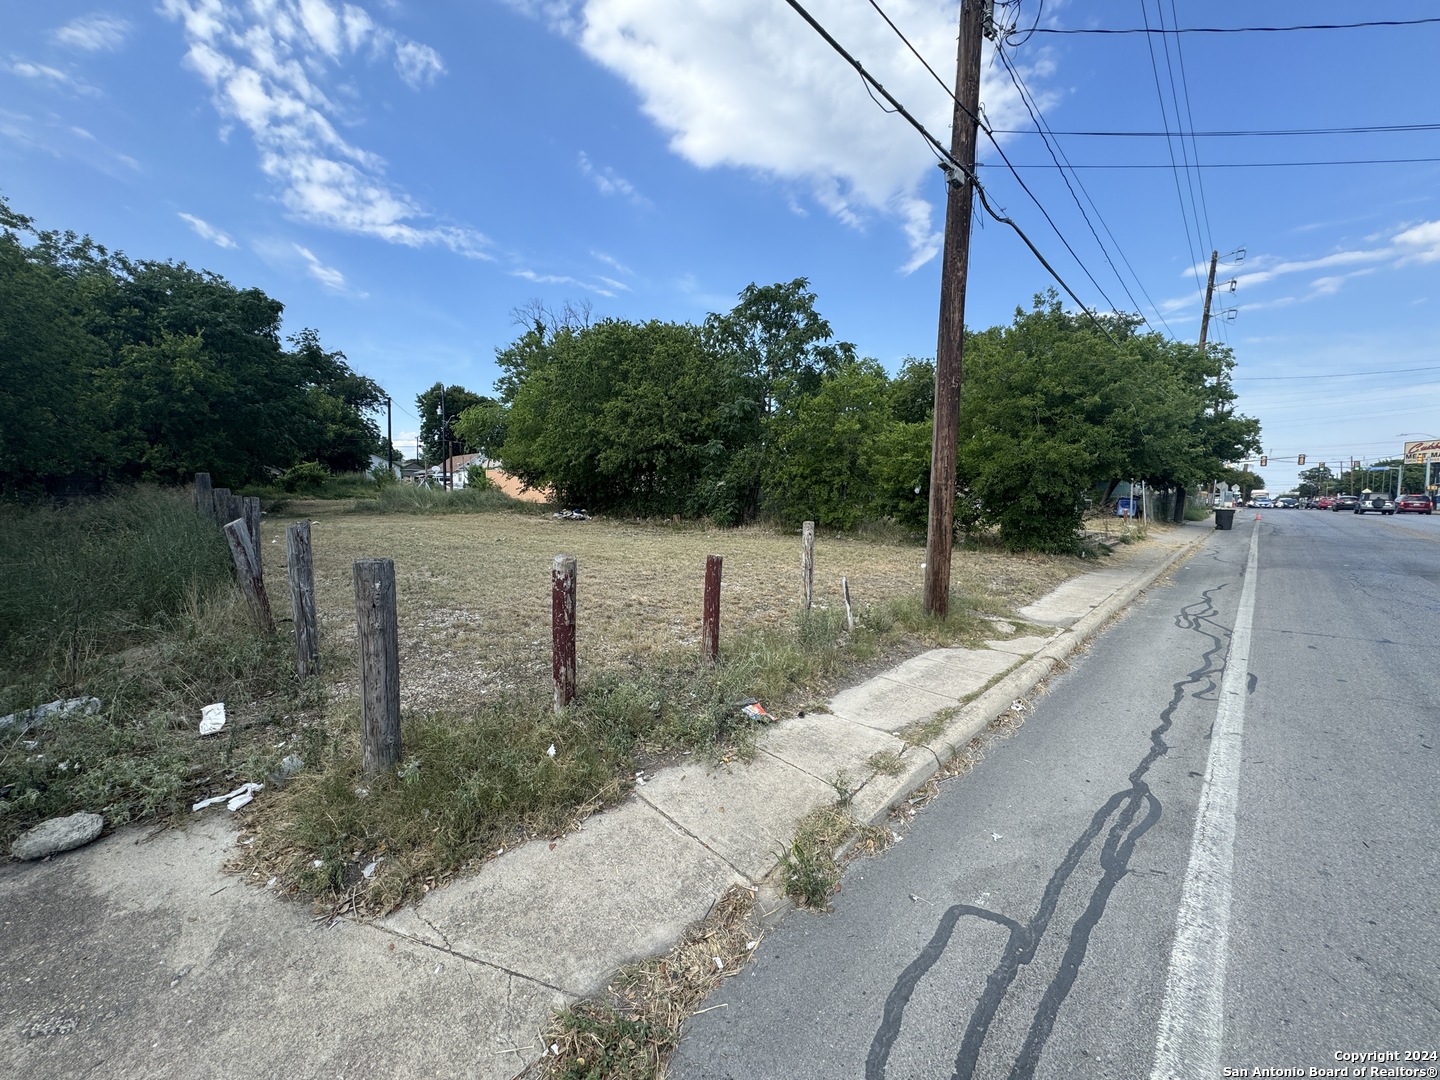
(0, 817, 559, 1080)
(384, 797, 743, 998)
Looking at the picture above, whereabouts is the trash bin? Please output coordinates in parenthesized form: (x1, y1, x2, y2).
(1215, 508, 1235, 530)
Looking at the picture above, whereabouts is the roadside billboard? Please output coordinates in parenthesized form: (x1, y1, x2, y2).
(1404, 438, 1440, 464)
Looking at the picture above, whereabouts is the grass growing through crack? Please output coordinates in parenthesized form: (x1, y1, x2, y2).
(779, 805, 865, 909)
(526, 886, 761, 1080)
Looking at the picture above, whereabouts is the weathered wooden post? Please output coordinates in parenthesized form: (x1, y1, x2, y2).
(801, 521, 815, 611)
(702, 555, 722, 661)
(552, 555, 577, 712)
(354, 558, 401, 775)
(223, 519, 276, 632)
(287, 521, 319, 677)
(227, 493, 245, 531)
(194, 473, 213, 518)
(212, 487, 231, 524)
(242, 496, 263, 577)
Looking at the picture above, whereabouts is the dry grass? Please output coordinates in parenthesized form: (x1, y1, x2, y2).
(269, 503, 1119, 714)
(526, 886, 762, 1080)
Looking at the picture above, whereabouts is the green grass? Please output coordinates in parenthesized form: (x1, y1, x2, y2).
(0, 486, 233, 686)
(0, 486, 313, 850)
(342, 483, 536, 515)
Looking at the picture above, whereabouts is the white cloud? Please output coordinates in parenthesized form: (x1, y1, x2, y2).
(294, 242, 351, 291)
(54, 14, 133, 52)
(512, 268, 616, 297)
(590, 250, 632, 276)
(394, 40, 444, 88)
(577, 151, 648, 206)
(161, 0, 486, 255)
(179, 211, 238, 248)
(1393, 220, 1440, 265)
(8, 60, 100, 96)
(510, 0, 1038, 273)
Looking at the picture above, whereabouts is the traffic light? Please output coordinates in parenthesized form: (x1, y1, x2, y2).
(1298, 454, 1306, 465)
(1260, 455, 1268, 467)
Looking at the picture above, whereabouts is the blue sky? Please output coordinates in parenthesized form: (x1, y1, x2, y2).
(5, 1, 1439, 491)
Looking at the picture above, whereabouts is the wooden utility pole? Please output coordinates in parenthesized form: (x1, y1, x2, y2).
(924, 0, 989, 618)
(1197, 249, 1219, 356)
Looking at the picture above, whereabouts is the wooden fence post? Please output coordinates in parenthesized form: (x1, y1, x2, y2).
(287, 521, 319, 677)
(243, 496, 262, 578)
(223, 519, 276, 632)
(194, 473, 212, 517)
(801, 521, 815, 611)
(212, 487, 231, 523)
(354, 558, 402, 775)
(227, 493, 245, 531)
(552, 555, 577, 712)
(702, 555, 722, 661)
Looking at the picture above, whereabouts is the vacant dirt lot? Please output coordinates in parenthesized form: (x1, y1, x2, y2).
(263, 505, 1143, 713)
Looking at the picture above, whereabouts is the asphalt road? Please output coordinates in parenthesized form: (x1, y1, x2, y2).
(670, 510, 1440, 1080)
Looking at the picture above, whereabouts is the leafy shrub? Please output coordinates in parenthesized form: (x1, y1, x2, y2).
(280, 460, 329, 493)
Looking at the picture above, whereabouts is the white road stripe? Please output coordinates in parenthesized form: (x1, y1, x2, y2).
(1149, 524, 1260, 1080)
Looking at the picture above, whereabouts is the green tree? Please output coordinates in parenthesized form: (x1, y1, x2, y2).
(491, 317, 754, 517)
(1297, 463, 1335, 498)
(762, 359, 892, 528)
(956, 292, 1259, 552)
(287, 328, 385, 472)
(417, 383, 489, 465)
(0, 202, 108, 491)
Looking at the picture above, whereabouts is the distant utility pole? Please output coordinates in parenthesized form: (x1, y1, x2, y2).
(1197, 249, 1219, 357)
(924, 0, 990, 618)
(385, 396, 393, 477)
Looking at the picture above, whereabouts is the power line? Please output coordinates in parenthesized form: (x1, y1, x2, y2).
(1029, 18, 1440, 35)
(1165, 0, 1216, 255)
(1141, 0, 1205, 297)
(781, 0, 954, 160)
(991, 123, 1440, 138)
(994, 43, 1174, 336)
(857, 0, 1134, 342)
(1235, 364, 1440, 381)
(983, 156, 1440, 169)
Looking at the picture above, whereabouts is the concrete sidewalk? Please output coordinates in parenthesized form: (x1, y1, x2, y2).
(0, 523, 1207, 1080)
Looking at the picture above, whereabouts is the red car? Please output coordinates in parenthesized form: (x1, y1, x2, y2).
(1396, 494, 1433, 514)
(1316, 496, 1335, 510)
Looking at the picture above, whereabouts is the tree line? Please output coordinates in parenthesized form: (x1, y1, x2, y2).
(1, 195, 383, 494)
(447, 283, 1261, 551)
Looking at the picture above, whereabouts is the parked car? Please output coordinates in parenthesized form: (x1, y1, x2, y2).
(1276, 497, 1298, 509)
(1317, 496, 1336, 510)
(1396, 494, 1434, 515)
(1332, 495, 1359, 511)
(1253, 497, 1274, 509)
(1354, 494, 1395, 515)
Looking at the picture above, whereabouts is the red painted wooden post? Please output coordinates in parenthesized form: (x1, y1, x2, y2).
(552, 555, 577, 712)
(702, 554, 722, 661)
(354, 558, 402, 775)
